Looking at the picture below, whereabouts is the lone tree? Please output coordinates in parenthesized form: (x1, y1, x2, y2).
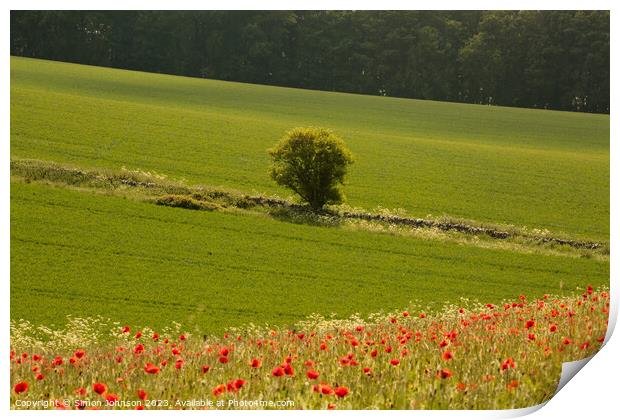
(268, 127, 354, 210)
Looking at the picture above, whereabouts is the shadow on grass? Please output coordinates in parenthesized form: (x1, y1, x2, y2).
(267, 206, 343, 228)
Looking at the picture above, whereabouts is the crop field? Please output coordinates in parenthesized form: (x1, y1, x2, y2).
(10, 57, 609, 336)
(11, 57, 609, 240)
(10, 182, 609, 333)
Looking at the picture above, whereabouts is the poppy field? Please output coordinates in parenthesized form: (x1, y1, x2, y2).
(9, 56, 610, 410)
(10, 286, 609, 410)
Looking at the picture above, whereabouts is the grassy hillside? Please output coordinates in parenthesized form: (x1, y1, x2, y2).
(11, 57, 609, 240)
(9, 58, 609, 334)
(10, 182, 609, 333)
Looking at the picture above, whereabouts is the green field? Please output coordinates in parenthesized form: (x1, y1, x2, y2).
(10, 182, 609, 333)
(10, 57, 609, 333)
(11, 57, 609, 240)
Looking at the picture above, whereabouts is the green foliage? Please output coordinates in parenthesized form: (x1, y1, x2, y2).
(154, 194, 220, 211)
(10, 10, 610, 112)
(268, 127, 353, 209)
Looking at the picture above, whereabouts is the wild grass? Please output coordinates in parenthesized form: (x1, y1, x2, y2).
(10, 288, 609, 409)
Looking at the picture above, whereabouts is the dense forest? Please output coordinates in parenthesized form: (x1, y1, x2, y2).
(10, 10, 610, 113)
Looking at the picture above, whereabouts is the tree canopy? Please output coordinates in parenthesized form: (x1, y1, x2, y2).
(269, 127, 353, 209)
(11, 10, 610, 113)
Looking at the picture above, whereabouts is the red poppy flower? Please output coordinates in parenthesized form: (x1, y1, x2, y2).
(249, 358, 261, 368)
(370, 349, 378, 358)
(75, 387, 87, 396)
(14, 382, 28, 394)
(92, 383, 107, 395)
(152, 333, 159, 341)
(320, 384, 334, 395)
(135, 331, 142, 339)
(105, 393, 120, 403)
(525, 319, 535, 329)
(121, 326, 130, 334)
(179, 334, 187, 341)
(32, 354, 42, 362)
(134, 344, 145, 354)
(363, 367, 372, 375)
(402, 311, 409, 317)
(528, 333, 536, 341)
(219, 356, 229, 364)
(390, 359, 400, 366)
(219, 347, 229, 357)
(507, 380, 519, 390)
(138, 389, 148, 400)
(272, 366, 285, 377)
(175, 359, 184, 369)
(550, 324, 558, 332)
(144, 363, 160, 374)
(439, 368, 453, 379)
(501, 358, 515, 370)
(456, 382, 467, 391)
(283, 363, 294, 376)
(442, 350, 453, 361)
(439, 340, 448, 348)
(35, 373, 44, 381)
(212, 384, 226, 397)
(172, 348, 181, 356)
(307, 370, 320, 380)
(335, 386, 349, 398)
(419, 313, 426, 318)
(233, 379, 246, 390)
(74, 349, 85, 359)
(202, 365, 211, 373)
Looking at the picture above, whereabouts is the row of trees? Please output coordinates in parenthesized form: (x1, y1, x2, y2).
(11, 10, 609, 113)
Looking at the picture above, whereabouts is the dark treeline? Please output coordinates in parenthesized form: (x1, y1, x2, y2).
(11, 10, 610, 113)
